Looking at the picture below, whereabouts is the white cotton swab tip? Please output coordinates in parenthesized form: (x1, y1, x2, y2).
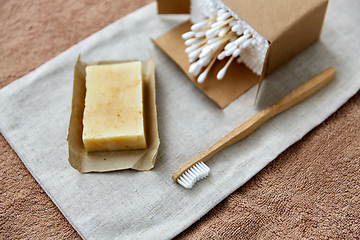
(182, 31, 195, 39)
(217, 9, 226, 16)
(224, 42, 235, 51)
(188, 55, 198, 63)
(210, 42, 220, 50)
(211, 21, 224, 29)
(243, 28, 250, 35)
(199, 54, 212, 66)
(199, 47, 212, 58)
(189, 64, 202, 77)
(231, 24, 239, 32)
(232, 48, 241, 57)
(191, 20, 208, 31)
(197, 69, 209, 83)
(188, 47, 202, 60)
(234, 34, 251, 46)
(207, 37, 220, 44)
(225, 45, 237, 56)
(217, 68, 227, 80)
(217, 56, 235, 80)
(195, 31, 206, 39)
(185, 38, 199, 46)
(185, 45, 198, 54)
(205, 28, 220, 39)
(217, 12, 231, 21)
(218, 26, 230, 37)
(242, 38, 253, 48)
(229, 20, 237, 26)
(217, 51, 226, 60)
(189, 62, 199, 74)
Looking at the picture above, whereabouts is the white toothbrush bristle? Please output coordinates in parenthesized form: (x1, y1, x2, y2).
(177, 162, 210, 189)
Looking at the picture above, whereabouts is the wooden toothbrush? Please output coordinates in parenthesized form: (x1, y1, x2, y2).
(173, 67, 337, 188)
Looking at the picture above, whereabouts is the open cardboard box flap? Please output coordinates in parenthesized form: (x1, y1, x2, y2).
(154, 0, 328, 108)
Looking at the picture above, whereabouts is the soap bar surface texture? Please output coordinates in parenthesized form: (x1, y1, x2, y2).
(82, 61, 147, 152)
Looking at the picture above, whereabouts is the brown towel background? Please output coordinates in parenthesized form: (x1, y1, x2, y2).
(0, 0, 359, 239)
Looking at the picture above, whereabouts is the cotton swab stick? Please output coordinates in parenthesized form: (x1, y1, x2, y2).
(185, 38, 202, 46)
(198, 53, 213, 67)
(197, 43, 227, 83)
(188, 47, 203, 61)
(207, 37, 220, 44)
(217, 55, 235, 80)
(185, 38, 208, 53)
(218, 25, 231, 37)
(191, 16, 216, 31)
(211, 17, 235, 30)
(199, 46, 212, 59)
(184, 5, 270, 83)
(225, 45, 238, 56)
(197, 58, 216, 83)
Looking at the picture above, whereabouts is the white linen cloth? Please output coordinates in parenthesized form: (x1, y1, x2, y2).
(0, 2, 359, 239)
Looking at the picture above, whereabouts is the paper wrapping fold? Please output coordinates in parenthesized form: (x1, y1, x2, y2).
(154, 0, 328, 108)
(67, 56, 160, 173)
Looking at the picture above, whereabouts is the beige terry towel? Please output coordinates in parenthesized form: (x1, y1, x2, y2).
(0, 0, 359, 239)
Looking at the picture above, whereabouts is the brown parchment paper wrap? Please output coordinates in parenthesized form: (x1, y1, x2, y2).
(154, 0, 328, 108)
(67, 56, 159, 173)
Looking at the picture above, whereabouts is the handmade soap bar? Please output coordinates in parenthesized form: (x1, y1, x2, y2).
(82, 61, 147, 152)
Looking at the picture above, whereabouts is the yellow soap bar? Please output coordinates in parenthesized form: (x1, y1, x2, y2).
(82, 61, 147, 152)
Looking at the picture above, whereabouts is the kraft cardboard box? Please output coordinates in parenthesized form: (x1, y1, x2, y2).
(154, 0, 328, 108)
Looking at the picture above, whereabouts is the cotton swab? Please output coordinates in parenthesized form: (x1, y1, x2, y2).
(199, 46, 212, 58)
(191, 16, 216, 31)
(198, 54, 213, 67)
(182, 31, 195, 40)
(189, 61, 202, 76)
(217, 11, 232, 21)
(232, 48, 241, 57)
(183, 5, 270, 82)
(218, 25, 231, 37)
(195, 30, 207, 39)
(207, 37, 220, 44)
(234, 34, 251, 46)
(185, 38, 208, 53)
(211, 17, 235, 30)
(217, 55, 235, 80)
(188, 47, 203, 61)
(197, 46, 225, 83)
(185, 38, 201, 46)
(242, 38, 253, 48)
(217, 51, 226, 60)
(205, 27, 221, 39)
(225, 45, 237, 56)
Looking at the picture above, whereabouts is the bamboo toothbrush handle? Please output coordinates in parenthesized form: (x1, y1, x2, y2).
(173, 67, 336, 182)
